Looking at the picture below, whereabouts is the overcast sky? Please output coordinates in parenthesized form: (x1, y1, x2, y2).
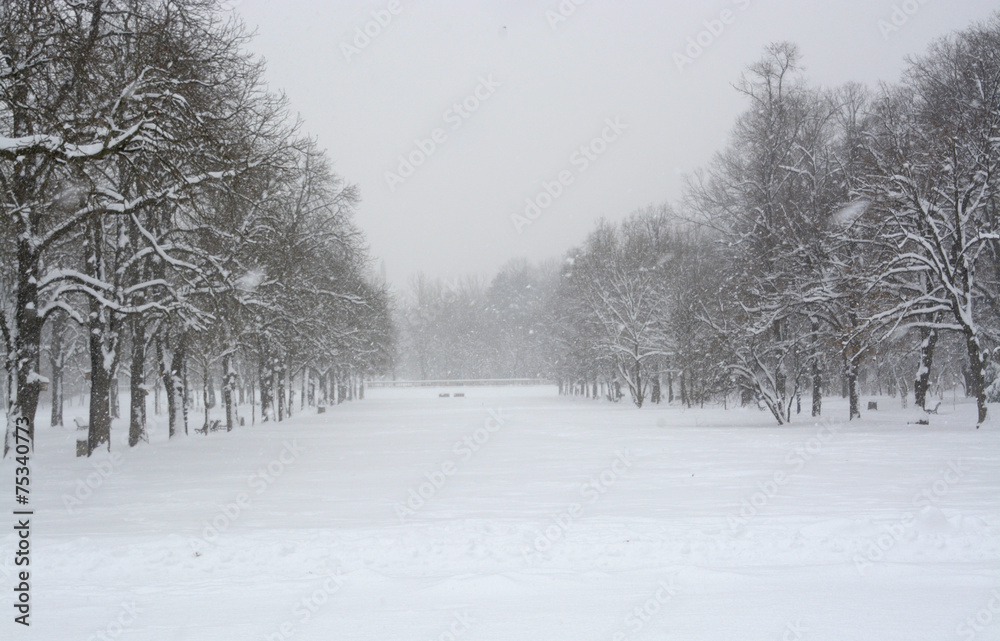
(231, 0, 998, 291)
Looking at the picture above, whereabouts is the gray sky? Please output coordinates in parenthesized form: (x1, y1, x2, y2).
(232, 0, 998, 290)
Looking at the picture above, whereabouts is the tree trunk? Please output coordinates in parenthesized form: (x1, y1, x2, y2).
(774, 369, 786, 413)
(85, 214, 117, 455)
(964, 329, 989, 426)
(206, 367, 216, 410)
(773, 320, 786, 410)
(49, 312, 67, 427)
(633, 359, 643, 408)
(182, 355, 190, 435)
(154, 373, 161, 415)
(222, 352, 238, 431)
(108, 374, 119, 419)
(845, 354, 860, 420)
(3, 228, 44, 458)
(202, 364, 210, 432)
(259, 354, 274, 422)
(914, 326, 938, 409)
(87, 327, 113, 455)
(276, 359, 286, 421)
(250, 381, 256, 425)
(159, 336, 187, 438)
(128, 319, 147, 447)
(810, 319, 821, 417)
(318, 370, 328, 405)
(811, 357, 822, 417)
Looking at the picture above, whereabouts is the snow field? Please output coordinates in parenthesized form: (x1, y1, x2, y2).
(1, 387, 997, 640)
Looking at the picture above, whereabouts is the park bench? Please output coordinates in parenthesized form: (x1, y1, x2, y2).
(197, 419, 222, 434)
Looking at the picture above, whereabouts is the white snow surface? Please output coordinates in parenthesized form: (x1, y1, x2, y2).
(1, 386, 998, 640)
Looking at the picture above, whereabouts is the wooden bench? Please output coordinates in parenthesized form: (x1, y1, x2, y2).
(196, 419, 222, 434)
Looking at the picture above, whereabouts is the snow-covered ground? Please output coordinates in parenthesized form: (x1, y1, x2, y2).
(1, 387, 998, 640)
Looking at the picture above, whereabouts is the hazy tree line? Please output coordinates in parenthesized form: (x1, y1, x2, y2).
(400, 16, 998, 426)
(1, 0, 393, 457)
(397, 262, 556, 380)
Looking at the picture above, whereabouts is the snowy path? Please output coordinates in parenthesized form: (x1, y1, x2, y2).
(2, 387, 998, 640)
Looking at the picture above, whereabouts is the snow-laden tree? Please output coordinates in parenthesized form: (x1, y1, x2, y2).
(553, 208, 676, 407)
(685, 44, 840, 423)
(2, 1, 395, 455)
(859, 16, 1000, 425)
(1, 0, 173, 453)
